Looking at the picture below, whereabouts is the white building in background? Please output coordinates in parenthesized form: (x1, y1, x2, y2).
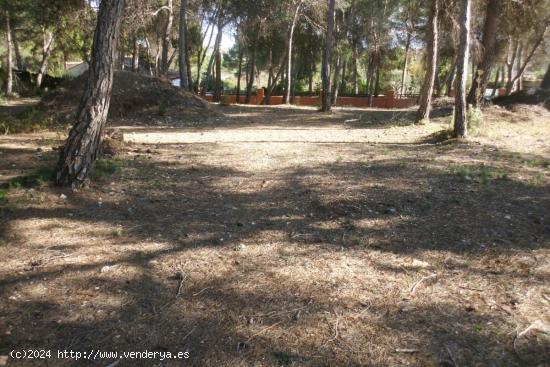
(64, 62, 89, 78)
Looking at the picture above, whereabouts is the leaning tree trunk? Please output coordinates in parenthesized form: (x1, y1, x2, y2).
(56, 0, 125, 187)
(5, 10, 13, 96)
(161, 0, 173, 75)
(245, 33, 258, 104)
(399, 32, 412, 97)
(203, 17, 223, 95)
(415, 0, 439, 124)
(453, 0, 471, 138)
(467, 0, 500, 107)
(236, 49, 243, 103)
(285, 0, 303, 105)
(321, 0, 335, 112)
(131, 36, 139, 72)
(36, 29, 56, 88)
(445, 56, 456, 96)
(541, 62, 550, 90)
(214, 44, 222, 101)
(178, 0, 190, 90)
(12, 26, 23, 70)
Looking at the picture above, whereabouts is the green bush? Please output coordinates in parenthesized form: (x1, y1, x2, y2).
(0, 108, 56, 134)
(91, 159, 122, 181)
(0, 166, 54, 200)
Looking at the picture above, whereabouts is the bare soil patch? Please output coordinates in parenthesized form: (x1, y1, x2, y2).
(0, 104, 549, 366)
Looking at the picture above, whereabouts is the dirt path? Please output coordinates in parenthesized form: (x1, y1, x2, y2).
(0, 105, 549, 366)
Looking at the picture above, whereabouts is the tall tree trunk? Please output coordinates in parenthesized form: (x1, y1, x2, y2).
(321, 0, 335, 112)
(505, 30, 546, 95)
(11, 27, 23, 70)
(236, 49, 243, 103)
(161, 0, 173, 75)
(415, 0, 439, 124)
(467, 0, 500, 107)
(541, 62, 550, 90)
(245, 32, 258, 104)
(453, 0, 471, 138)
(516, 45, 523, 91)
(203, 17, 223, 95)
(352, 45, 358, 95)
(5, 10, 13, 96)
(331, 54, 342, 105)
(490, 65, 500, 97)
(445, 56, 456, 96)
(131, 36, 139, 72)
(263, 51, 288, 104)
(214, 43, 222, 101)
(56, 0, 125, 187)
(36, 29, 56, 88)
(285, 0, 303, 104)
(399, 32, 412, 97)
(178, 0, 189, 90)
(308, 62, 313, 94)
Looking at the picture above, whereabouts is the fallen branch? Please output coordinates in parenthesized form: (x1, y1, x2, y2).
(410, 273, 437, 294)
(395, 348, 420, 353)
(445, 345, 459, 367)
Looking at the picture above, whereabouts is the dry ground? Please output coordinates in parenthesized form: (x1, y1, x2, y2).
(0, 103, 549, 366)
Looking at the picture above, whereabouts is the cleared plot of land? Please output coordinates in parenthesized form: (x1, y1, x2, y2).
(0, 104, 549, 366)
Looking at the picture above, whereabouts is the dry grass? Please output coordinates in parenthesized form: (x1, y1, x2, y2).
(0, 104, 549, 366)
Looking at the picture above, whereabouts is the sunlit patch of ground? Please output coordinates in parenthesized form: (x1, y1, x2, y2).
(0, 104, 549, 366)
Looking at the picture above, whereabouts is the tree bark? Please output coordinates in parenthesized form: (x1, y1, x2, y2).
(203, 17, 223, 95)
(214, 43, 222, 101)
(445, 56, 456, 96)
(505, 30, 546, 94)
(5, 10, 13, 96)
(352, 45, 358, 95)
(453, 0, 470, 138)
(331, 54, 342, 105)
(12, 27, 23, 70)
(178, 0, 190, 90)
(490, 64, 500, 97)
(37, 29, 56, 88)
(541, 62, 550, 90)
(285, 0, 303, 104)
(131, 36, 139, 72)
(245, 31, 259, 104)
(467, 0, 500, 107)
(415, 0, 439, 124)
(236, 48, 243, 103)
(262, 51, 287, 104)
(400, 32, 411, 97)
(56, 0, 125, 187)
(321, 0, 335, 112)
(161, 0, 173, 75)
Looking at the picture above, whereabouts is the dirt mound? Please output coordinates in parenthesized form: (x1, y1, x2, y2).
(41, 71, 212, 123)
(492, 88, 550, 111)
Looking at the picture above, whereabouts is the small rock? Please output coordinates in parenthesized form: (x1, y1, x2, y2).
(411, 259, 430, 268)
(234, 243, 246, 251)
(504, 215, 512, 220)
(59, 194, 67, 200)
(100, 265, 118, 273)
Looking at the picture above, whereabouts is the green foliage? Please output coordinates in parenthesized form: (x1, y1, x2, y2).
(467, 107, 484, 136)
(452, 165, 509, 186)
(0, 108, 57, 134)
(158, 101, 168, 116)
(91, 159, 122, 181)
(0, 166, 54, 200)
(220, 94, 231, 106)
